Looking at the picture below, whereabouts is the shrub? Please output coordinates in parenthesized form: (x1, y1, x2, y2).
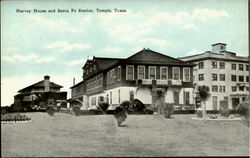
(98, 102, 110, 113)
(113, 106, 127, 126)
(220, 108, 231, 118)
(72, 105, 81, 116)
(120, 100, 130, 111)
(47, 106, 56, 116)
(236, 99, 250, 127)
(143, 109, 154, 114)
(129, 99, 146, 112)
(1, 113, 31, 121)
(163, 103, 174, 118)
(196, 108, 203, 118)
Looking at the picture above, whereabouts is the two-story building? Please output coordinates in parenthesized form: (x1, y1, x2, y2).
(180, 43, 249, 110)
(13, 75, 67, 111)
(71, 49, 195, 110)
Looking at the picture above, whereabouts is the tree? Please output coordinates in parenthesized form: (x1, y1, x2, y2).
(197, 85, 210, 120)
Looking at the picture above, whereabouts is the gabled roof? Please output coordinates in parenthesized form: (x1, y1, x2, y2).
(94, 57, 122, 71)
(18, 80, 63, 93)
(125, 49, 191, 65)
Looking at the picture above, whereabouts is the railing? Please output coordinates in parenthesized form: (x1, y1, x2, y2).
(138, 79, 182, 86)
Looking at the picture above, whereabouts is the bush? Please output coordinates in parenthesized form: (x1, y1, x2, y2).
(220, 108, 231, 117)
(1, 113, 31, 121)
(120, 101, 130, 111)
(129, 99, 146, 112)
(236, 100, 250, 127)
(113, 106, 127, 126)
(47, 106, 56, 116)
(72, 105, 81, 116)
(163, 103, 174, 118)
(98, 102, 110, 113)
(196, 109, 203, 118)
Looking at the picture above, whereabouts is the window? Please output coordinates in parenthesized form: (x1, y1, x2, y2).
(219, 74, 225, 81)
(219, 86, 226, 92)
(246, 87, 249, 91)
(129, 91, 134, 101)
(118, 89, 120, 104)
(239, 64, 244, 71)
(91, 97, 96, 105)
(110, 91, 112, 104)
(138, 66, 145, 79)
(212, 61, 217, 69)
(126, 65, 134, 80)
(221, 46, 224, 49)
(219, 62, 225, 69)
(184, 92, 190, 105)
(117, 66, 121, 81)
(232, 86, 237, 92)
(160, 67, 168, 80)
(198, 62, 204, 69)
(198, 74, 204, 81)
(239, 86, 244, 91)
(239, 76, 244, 82)
(246, 76, 249, 82)
(174, 92, 179, 104)
(212, 74, 218, 81)
(212, 85, 218, 92)
(246, 65, 249, 71)
(231, 75, 236, 82)
(231, 63, 236, 70)
(173, 67, 180, 80)
(183, 68, 190, 82)
(149, 66, 156, 79)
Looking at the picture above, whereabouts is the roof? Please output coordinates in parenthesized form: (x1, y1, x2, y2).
(82, 49, 194, 79)
(18, 80, 63, 93)
(125, 49, 193, 66)
(94, 57, 122, 71)
(212, 43, 227, 46)
(179, 51, 249, 63)
(70, 80, 85, 89)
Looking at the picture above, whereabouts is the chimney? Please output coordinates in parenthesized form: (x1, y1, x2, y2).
(212, 43, 227, 53)
(44, 75, 50, 92)
(73, 78, 75, 86)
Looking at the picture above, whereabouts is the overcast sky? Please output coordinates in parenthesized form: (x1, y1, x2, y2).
(1, 0, 248, 106)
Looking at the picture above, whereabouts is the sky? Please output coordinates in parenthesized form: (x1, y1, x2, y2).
(1, 0, 248, 106)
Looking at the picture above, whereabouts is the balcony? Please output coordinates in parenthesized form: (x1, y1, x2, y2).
(136, 79, 182, 86)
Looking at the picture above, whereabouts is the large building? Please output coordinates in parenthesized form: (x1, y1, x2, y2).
(180, 43, 249, 110)
(70, 49, 195, 110)
(13, 76, 67, 111)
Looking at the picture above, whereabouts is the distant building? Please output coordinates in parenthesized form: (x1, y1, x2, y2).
(180, 43, 249, 110)
(70, 49, 195, 110)
(13, 75, 67, 111)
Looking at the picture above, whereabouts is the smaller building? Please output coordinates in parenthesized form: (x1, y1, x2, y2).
(13, 75, 67, 111)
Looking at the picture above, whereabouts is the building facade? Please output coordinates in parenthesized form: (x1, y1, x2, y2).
(13, 76, 67, 111)
(70, 49, 195, 110)
(180, 43, 249, 110)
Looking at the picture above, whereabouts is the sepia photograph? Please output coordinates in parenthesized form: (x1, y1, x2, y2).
(1, 0, 249, 157)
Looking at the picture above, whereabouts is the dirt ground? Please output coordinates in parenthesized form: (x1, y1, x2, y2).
(1, 113, 249, 157)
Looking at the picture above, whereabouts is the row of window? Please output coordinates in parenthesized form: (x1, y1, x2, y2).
(212, 85, 226, 92)
(232, 86, 249, 92)
(86, 74, 103, 90)
(198, 61, 249, 71)
(198, 74, 249, 82)
(231, 75, 249, 82)
(126, 65, 191, 82)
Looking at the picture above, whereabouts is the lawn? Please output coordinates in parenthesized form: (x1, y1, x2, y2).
(1, 112, 249, 157)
